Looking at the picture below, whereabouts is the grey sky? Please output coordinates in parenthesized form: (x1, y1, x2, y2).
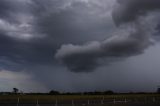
(0, 0, 160, 92)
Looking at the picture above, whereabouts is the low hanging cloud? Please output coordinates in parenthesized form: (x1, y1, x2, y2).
(55, 0, 160, 72)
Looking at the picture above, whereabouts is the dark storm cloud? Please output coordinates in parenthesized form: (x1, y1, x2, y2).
(0, 0, 33, 23)
(32, 0, 113, 45)
(1, 0, 160, 73)
(113, 0, 160, 25)
(55, 0, 160, 72)
(0, 0, 113, 71)
(55, 22, 152, 72)
(1, 0, 160, 92)
(0, 0, 55, 71)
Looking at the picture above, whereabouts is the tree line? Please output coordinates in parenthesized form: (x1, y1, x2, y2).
(0, 88, 159, 95)
(0, 88, 115, 95)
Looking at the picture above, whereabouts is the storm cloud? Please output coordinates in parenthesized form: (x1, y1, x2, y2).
(113, 0, 160, 25)
(55, 0, 160, 72)
(1, 0, 160, 92)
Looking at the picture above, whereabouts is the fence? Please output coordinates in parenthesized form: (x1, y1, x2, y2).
(1, 96, 160, 106)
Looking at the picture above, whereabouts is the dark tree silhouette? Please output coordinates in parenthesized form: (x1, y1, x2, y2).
(49, 90, 60, 95)
(13, 88, 19, 94)
(104, 90, 114, 95)
(157, 87, 160, 93)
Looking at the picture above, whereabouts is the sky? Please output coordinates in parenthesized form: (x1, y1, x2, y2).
(0, 0, 160, 93)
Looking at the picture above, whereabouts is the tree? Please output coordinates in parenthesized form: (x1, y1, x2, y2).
(104, 90, 114, 95)
(13, 88, 19, 94)
(49, 90, 60, 95)
(157, 87, 160, 93)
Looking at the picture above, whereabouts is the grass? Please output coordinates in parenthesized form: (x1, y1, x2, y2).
(0, 94, 159, 103)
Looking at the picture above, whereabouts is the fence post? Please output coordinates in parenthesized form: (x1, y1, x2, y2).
(101, 96, 104, 104)
(72, 100, 74, 106)
(153, 97, 156, 102)
(113, 98, 116, 104)
(87, 100, 90, 105)
(17, 98, 19, 106)
(55, 99, 58, 106)
(101, 99, 104, 104)
(36, 99, 39, 106)
(125, 98, 127, 103)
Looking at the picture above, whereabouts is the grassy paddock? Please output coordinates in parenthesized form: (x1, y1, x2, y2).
(0, 94, 159, 103)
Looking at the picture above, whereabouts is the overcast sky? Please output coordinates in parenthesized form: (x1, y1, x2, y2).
(0, 0, 160, 93)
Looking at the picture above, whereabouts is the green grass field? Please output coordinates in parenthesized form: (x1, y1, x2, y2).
(0, 94, 159, 103)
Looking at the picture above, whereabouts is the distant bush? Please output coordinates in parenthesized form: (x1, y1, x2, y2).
(157, 88, 160, 93)
(104, 90, 114, 95)
(49, 90, 60, 95)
